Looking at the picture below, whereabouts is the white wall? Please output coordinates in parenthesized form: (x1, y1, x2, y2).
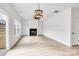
(21, 18, 39, 36)
(0, 3, 22, 49)
(21, 19, 28, 35)
(43, 8, 71, 46)
(28, 19, 38, 35)
(38, 20, 43, 35)
(21, 19, 44, 36)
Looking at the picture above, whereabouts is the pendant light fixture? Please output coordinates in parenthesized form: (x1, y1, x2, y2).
(34, 3, 43, 20)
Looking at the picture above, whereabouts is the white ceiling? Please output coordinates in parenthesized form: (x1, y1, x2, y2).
(11, 3, 79, 20)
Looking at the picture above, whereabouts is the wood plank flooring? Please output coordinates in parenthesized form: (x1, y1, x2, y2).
(0, 32, 5, 48)
(6, 36, 79, 56)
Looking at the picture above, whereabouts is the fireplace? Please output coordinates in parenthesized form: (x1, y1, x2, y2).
(29, 28, 37, 36)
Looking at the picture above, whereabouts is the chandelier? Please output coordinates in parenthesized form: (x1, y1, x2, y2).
(34, 3, 43, 20)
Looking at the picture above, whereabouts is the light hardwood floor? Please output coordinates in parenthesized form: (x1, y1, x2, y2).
(6, 36, 79, 56)
(0, 25, 5, 48)
(0, 32, 5, 48)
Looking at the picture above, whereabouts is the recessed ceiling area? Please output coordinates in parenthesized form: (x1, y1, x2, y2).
(11, 3, 79, 20)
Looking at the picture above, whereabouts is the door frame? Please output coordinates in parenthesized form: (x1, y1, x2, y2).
(0, 9, 9, 49)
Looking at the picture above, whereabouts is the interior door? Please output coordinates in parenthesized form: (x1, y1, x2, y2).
(72, 18, 79, 45)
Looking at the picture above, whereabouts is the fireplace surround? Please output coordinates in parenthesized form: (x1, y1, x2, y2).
(29, 28, 37, 36)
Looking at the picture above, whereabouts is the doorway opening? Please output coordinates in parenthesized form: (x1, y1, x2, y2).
(0, 13, 6, 49)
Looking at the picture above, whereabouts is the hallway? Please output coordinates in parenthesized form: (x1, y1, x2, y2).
(6, 36, 79, 56)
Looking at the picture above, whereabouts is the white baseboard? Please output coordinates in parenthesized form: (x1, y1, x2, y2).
(42, 34, 72, 47)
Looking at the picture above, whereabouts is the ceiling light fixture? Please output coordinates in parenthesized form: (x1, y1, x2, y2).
(34, 2, 43, 20)
(54, 10, 59, 13)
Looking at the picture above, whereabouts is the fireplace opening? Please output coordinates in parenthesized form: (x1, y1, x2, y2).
(30, 28, 37, 36)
